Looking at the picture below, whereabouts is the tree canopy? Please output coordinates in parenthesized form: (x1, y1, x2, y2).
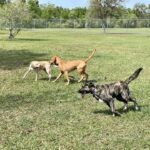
(1, 0, 149, 20)
(0, 0, 30, 38)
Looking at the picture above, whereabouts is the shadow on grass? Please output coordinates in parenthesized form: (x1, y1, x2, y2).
(0, 49, 47, 70)
(39, 76, 56, 81)
(0, 32, 6, 35)
(93, 105, 142, 116)
(12, 38, 50, 42)
(40, 75, 77, 83)
(82, 79, 97, 83)
(60, 78, 97, 84)
(0, 94, 31, 110)
(105, 32, 137, 35)
(0, 38, 50, 42)
(0, 91, 56, 110)
(0, 86, 77, 110)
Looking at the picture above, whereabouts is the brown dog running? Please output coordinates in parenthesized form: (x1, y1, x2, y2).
(50, 49, 96, 85)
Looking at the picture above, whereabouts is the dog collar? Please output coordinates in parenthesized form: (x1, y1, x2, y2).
(92, 88, 99, 101)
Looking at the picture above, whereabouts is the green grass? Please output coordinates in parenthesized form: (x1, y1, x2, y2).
(0, 28, 150, 150)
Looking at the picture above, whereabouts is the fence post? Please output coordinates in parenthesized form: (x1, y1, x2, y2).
(74, 19, 75, 28)
(45, 20, 47, 28)
(59, 19, 60, 28)
(33, 19, 35, 29)
(101, 19, 106, 33)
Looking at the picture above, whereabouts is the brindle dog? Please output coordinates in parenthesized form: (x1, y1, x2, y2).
(78, 68, 143, 117)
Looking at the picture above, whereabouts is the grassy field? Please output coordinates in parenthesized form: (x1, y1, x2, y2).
(0, 28, 150, 150)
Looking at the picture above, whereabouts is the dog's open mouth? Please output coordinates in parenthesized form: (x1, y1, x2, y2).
(79, 92, 86, 99)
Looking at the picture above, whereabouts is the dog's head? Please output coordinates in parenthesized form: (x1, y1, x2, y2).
(50, 56, 61, 66)
(78, 82, 95, 98)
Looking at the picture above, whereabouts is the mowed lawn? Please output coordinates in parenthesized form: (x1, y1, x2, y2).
(0, 28, 150, 149)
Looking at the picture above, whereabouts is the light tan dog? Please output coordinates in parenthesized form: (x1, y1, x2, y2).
(50, 49, 96, 85)
(23, 61, 51, 81)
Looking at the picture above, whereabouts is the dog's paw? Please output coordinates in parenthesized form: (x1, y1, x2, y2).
(123, 106, 128, 111)
(65, 82, 70, 86)
(135, 106, 140, 111)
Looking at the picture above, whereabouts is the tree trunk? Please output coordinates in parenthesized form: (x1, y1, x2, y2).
(102, 23, 106, 33)
(9, 28, 14, 39)
(8, 28, 21, 39)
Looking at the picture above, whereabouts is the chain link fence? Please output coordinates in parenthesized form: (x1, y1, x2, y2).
(0, 18, 150, 29)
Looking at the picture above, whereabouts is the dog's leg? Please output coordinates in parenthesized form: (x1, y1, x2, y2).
(104, 101, 111, 111)
(78, 75, 84, 83)
(116, 95, 129, 111)
(109, 99, 121, 117)
(77, 67, 86, 82)
(45, 68, 51, 81)
(120, 90, 139, 111)
(79, 72, 88, 82)
(118, 91, 131, 111)
(122, 103, 128, 111)
(84, 72, 89, 81)
(48, 74, 51, 81)
(35, 69, 38, 81)
(129, 97, 139, 110)
(64, 72, 70, 85)
(52, 72, 63, 82)
(22, 68, 32, 79)
(109, 100, 116, 117)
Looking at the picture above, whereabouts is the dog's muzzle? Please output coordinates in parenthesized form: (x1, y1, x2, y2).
(78, 89, 85, 98)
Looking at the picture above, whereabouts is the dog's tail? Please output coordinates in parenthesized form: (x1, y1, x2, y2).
(124, 67, 143, 84)
(85, 48, 96, 63)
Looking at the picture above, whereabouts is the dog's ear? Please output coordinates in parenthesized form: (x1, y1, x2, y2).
(54, 56, 61, 64)
(50, 56, 58, 65)
(53, 57, 57, 63)
(82, 81, 93, 86)
(89, 82, 95, 87)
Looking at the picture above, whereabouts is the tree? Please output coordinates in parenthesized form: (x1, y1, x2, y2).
(133, 3, 148, 18)
(87, 0, 125, 31)
(28, 0, 41, 18)
(0, 0, 6, 5)
(69, 7, 86, 19)
(60, 8, 70, 19)
(148, 5, 150, 17)
(0, 0, 30, 39)
(41, 4, 53, 19)
(0, 0, 11, 5)
(87, 0, 125, 19)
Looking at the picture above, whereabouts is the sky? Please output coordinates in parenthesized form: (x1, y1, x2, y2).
(39, 0, 150, 8)
(125, 0, 150, 8)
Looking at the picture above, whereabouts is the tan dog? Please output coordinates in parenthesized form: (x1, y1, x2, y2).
(23, 61, 51, 81)
(50, 49, 96, 85)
